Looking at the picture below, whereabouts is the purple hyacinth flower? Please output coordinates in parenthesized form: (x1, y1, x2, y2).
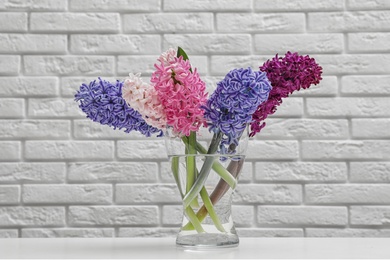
(75, 78, 162, 137)
(203, 67, 272, 155)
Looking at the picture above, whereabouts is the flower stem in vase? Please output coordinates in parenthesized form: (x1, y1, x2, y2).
(185, 131, 199, 208)
(182, 132, 223, 209)
(182, 158, 244, 231)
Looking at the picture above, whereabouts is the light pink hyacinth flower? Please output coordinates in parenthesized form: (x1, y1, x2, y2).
(122, 73, 167, 130)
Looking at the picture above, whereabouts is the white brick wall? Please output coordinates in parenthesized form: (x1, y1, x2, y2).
(0, 0, 389, 238)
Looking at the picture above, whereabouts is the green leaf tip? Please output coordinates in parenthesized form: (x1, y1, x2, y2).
(177, 46, 190, 61)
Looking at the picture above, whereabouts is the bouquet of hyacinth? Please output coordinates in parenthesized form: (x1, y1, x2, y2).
(75, 47, 322, 238)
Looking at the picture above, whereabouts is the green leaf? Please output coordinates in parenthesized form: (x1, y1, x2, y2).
(177, 46, 192, 73)
(177, 46, 190, 60)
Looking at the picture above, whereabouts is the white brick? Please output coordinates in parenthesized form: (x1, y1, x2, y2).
(246, 141, 299, 160)
(0, 0, 66, 10)
(0, 34, 66, 53)
(307, 98, 390, 117)
(73, 119, 144, 139)
(307, 228, 390, 237)
(31, 13, 120, 33)
(0, 141, 20, 161)
(0, 120, 70, 138)
(293, 76, 338, 97)
(254, 34, 344, 54)
(118, 56, 159, 75)
(118, 55, 207, 76)
(258, 119, 348, 139)
(70, 0, 160, 11)
(0, 163, 65, 183)
(0, 98, 24, 118)
(163, 34, 251, 54)
(347, 0, 390, 10)
(0, 77, 58, 97)
(162, 205, 182, 225)
(68, 206, 158, 226)
(24, 56, 115, 76)
(210, 55, 267, 75)
(351, 206, 390, 225)
(23, 184, 112, 204)
(25, 141, 114, 160)
(61, 76, 116, 97)
(22, 228, 114, 238)
(315, 54, 390, 75)
(119, 228, 178, 237)
(0, 55, 20, 75)
(0, 229, 18, 238)
(0, 207, 65, 227)
(302, 141, 390, 160)
(123, 13, 213, 33)
(342, 76, 390, 95)
(349, 33, 390, 52)
(70, 35, 160, 54)
(234, 184, 301, 204)
(116, 184, 180, 204)
(233, 206, 254, 227)
(237, 228, 303, 237)
(117, 140, 167, 159)
(160, 162, 176, 184)
(255, 162, 347, 182)
(68, 162, 158, 183)
(0, 186, 20, 204)
(306, 184, 390, 204)
(350, 162, 390, 183)
(255, 0, 344, 11)
(164, 0, 251, 11)
(257, 206, 347, 226)
(266, 97, 303, 117)
(238, 162, 253, 183)
(217, 13, 305, 32)
(0, 13, 27, 32)
(28, 98, 83, 118)
(203, 76, 222, 93)
(308, 11, 390, 32)
(352, 119, 390, 138)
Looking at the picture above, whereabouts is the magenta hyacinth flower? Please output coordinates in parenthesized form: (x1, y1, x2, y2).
(250, 52, 323, 137)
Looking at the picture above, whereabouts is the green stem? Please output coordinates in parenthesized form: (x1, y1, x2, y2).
(182, 132, 223, 208)
(185, 207, 204, 233)
(198, 187, 225, 232)
(182, 159, 244, 231)
(170, 154, 205, 232)
(184, 132, 199, 208)
(182, 137, 237, 190)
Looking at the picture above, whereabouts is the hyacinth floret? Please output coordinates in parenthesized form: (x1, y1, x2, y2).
(75, 78, 162, 137)
(151, 55, 208, 136)
(122, 73, 167, 130)
(250, 52, 323, 137)
(203, 67, 272, 154)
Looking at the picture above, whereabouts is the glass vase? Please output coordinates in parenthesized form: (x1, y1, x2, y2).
(165, 126, 249, 248)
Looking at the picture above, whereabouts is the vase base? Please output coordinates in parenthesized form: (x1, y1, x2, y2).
(176, 233, 239, 249)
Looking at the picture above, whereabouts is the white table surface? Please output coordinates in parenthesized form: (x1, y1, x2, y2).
(0, 237, 389, 259)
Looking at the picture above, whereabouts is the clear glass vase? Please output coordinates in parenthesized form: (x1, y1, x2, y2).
(165, 126, 249, 248)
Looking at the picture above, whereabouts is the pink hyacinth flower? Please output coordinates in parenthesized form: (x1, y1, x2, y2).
(151, 55, 208, 136)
